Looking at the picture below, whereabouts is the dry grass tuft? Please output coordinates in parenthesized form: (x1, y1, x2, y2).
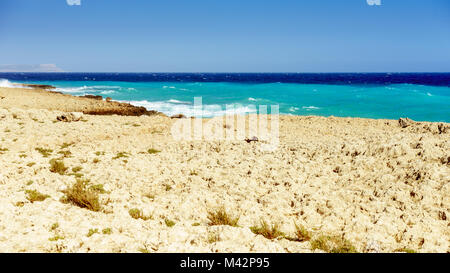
(25, 189, 50, 203)
(61, 179, 101, 212)
(49, 159, 68, 175)
(165, 218, 176, 227)
(207, 207, 239, 227)
(285, 223, 312, 242)
(129, 208, 151, 220)
(394, 248, 417, 253)
(35, 147, 53, 157)
(147, 148, 161, 154)
(310, 234, 357, 253)
(102, 228, 112, 235)
(250, 220, 285, 240)
(87, 228, 99, 237)
(112, 152, 128, 160)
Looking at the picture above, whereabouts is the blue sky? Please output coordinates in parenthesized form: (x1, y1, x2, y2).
(0, 0, 449, 72)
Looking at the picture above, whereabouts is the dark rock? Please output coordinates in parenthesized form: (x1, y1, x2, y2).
(398, 118, 414, 128)
(56, 112, 83, 122)
(170, 114, 187, 119)
(438, 211, 447, 221)
(83, 95, 103, 100)
(245, 136, 259, 143)
(438, 123, 449, 134)
(22, 84, 56, 90)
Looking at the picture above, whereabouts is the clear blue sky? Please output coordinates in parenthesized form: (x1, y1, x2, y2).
(0, 0, 449, 72)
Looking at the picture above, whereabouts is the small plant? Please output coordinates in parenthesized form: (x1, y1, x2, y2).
(61, 179, 101, 212)
(26, 180, 33, 185)
(207, 207, 239, 227)
(25, 190, 50, 203)
(26, 162, 36, 167)
(72, 166, 82, 173)
(102, 228, 112, 235)
(19, 154, 27, 158)
(165, 218, 176, 227)
(15, 201, 25, 207)
(35, 147, 53, 157)
(87, 228, 99, 237)
(89, 184, 106, 194)
(287, 223, 312, 242)
(138, 246, 151, 253)
(310, 235, 357, 253)
(112, 152, 128, 160)
(50, 223, 59, 231)
(144, 193, 155, 199)
(95, 151, 105, 156)
(49, 235, 64, 241)
(49, 159, 68, 175)
(60, 142, 74, 149)
(58, 150, 72, 158)
(147, 148, 160, 154)
(0, 147, 9, 154)
(192, 222, 200, 226)
(93, 158, 100, 163)
(394, 248, 417, 253)
(128, 208, 151, 220)
(132, 123, 141, 127)
(165, 184, 172, 191)
(69, 173, 84, 178)
(208, 231, 221, 244)
(250, 220, 285, 240)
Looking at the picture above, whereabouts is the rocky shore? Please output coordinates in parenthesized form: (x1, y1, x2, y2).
(0, 86, 448, 253)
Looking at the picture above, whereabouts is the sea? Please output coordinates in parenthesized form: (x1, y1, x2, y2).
(0, 73, 449, 122)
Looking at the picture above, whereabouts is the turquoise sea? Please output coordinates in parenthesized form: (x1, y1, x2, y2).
(1, 73, 449, 122)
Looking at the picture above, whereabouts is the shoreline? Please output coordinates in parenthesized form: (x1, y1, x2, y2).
(0, 85, 448, 253)
(1, 84, 450, 124)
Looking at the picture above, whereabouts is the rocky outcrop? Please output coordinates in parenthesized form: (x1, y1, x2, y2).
(170, 114, 187, 119)
(398, 118, 414, 128)
(83, 95, 103, 100)
(21, 84, 56, 90)
(56, 112, 84, 122)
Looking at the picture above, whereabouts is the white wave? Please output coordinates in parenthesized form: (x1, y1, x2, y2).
(163, 86, 176, 89)
(54, 86, 89, 93)
(0, 79, 21, 88)
(123, 100, 257, 118)
(289, 107, 299, 112)
(100, 90, 116, 95)
(167, 99, 191, 104)
(90, 85, 121, 89)
(427, 92, 432, 96)
(302, 106, 320, 110)
(248, 97, 257, 101)
(55, 85, 122, 94)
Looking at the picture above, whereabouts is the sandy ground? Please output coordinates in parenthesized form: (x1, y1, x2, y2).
(0, 86, 448, 253)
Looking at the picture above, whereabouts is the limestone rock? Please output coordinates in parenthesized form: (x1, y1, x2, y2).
(398, 118, 414, 128)
(56, 112, 83, 122)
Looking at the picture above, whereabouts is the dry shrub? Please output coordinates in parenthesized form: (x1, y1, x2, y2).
(250, 220, 285, 240)
(62, 179, 101, 212)
(207, 207, 239, 227)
